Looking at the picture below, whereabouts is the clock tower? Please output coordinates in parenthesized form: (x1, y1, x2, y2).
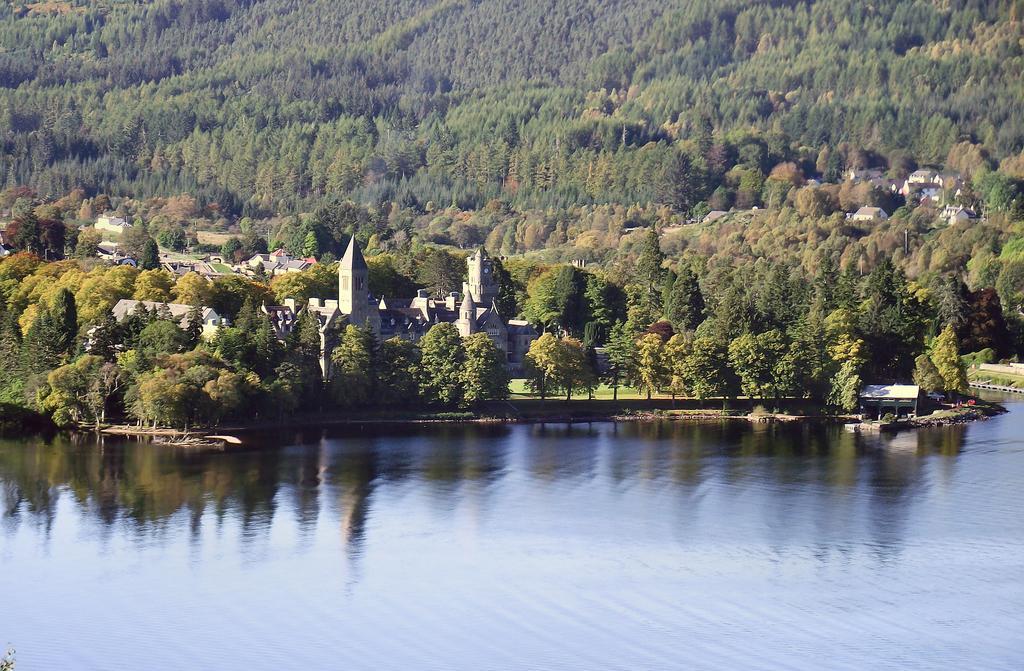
(464, 247, 498, 306)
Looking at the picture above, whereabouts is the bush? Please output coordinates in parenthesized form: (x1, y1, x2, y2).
(882, 412, 897, 423)
(962, 348, 996, 367)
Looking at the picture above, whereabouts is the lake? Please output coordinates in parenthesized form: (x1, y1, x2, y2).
(2, 401, 1023, 670)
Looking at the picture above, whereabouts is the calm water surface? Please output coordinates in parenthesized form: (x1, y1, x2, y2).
(2, 401, 1024, 670)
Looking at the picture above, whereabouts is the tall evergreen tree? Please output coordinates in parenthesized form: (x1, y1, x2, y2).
(51, 288, 78, 360)
(664, 266, 705, 332)
(635, 229, 665, 312)
(139, 238, 160, 270)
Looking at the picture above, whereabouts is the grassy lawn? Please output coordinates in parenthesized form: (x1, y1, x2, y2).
(968, 368, 1024, 389)
(509, 379, 676, 400)
(196, 230, 235, 245)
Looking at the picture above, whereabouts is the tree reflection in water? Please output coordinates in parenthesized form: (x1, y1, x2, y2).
(0, 420, 965, 559)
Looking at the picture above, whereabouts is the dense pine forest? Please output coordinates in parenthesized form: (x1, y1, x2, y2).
(2, 0, 1023, 214)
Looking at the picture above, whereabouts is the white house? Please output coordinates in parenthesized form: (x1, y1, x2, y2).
(942, 205, 977, 225)
(850, 206, 889, 221)
(907, 169, 938, 185)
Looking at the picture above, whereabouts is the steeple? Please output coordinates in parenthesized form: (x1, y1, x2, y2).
(338, 237, 374, 331)
(341, 237, 367, 271)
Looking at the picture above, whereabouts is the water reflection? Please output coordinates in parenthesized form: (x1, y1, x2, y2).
(3, 411, 1024, 671)
(0, 420, 969, 553)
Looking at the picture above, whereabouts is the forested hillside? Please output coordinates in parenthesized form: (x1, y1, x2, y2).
(2, 0, 1023, 215)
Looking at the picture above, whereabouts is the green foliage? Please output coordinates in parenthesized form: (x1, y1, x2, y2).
(635, 332, 669, 400)
(40, 355, 124, 427)
(462, 333, 510, 406)
(829, 360, 862, 413)
(139, 239, 160, 270)
(523, 333, 593, 401)
(931, 324, 969, 394)
(913, 354, 945, 393)
(523, 265, 587, 335)
(331, 324, 377, 408)
(417, 323, 465, 408)
(663, 266, 704, 332)
(681, 336, 737, 402)
(132, 351, 254, 429)
(378, 337, 421, 405)
(137, 320, 187, 361)
(728, 330, 789, 401)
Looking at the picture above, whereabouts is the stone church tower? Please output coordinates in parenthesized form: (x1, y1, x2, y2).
(464, 248, 498, 305)
(457, 291, 476, 337)
(339, 237, 379, 332)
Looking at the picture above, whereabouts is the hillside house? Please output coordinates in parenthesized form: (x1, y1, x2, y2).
(943, 205, 977, 225)
(850, 206, 889, 222)
(95, 214, 131, 234)
(112, 299, 226, 338)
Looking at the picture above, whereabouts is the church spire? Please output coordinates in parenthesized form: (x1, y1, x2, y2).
(341, 236, 367, 271)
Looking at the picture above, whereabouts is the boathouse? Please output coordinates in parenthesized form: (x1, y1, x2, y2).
(859, 384, 921, 419)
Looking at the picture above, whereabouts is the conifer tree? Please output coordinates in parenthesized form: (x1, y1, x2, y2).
(51, 288, 78, 360)
(663, 266, 705, 332)
(139, 238, 160, 270)
(930, 325, 968, 395)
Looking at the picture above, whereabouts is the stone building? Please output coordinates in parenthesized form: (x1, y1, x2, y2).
(272, 239, 538, 377)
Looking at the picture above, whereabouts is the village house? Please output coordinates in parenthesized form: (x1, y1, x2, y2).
(942, 205, 977, 225)
(898, 169, 963, 204)
(111, 299, 226, 337)
(850, 206, 889, 222)
(845, 167, 885, 182)
(161, 257, 230, 279)
(97, 241, 136, 266)
(242, 250, 316, 276)
(95, 214, 131, 234)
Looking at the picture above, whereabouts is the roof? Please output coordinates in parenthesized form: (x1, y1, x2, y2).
(111, 299, 218, 327)
(507, 319, 538, 335)
(853, 206, 887, 217)
(96, 214, 129, 227)
(341, 237, 367, 271)
(860, 384, 920, 400)
(703, 210, 728, 223)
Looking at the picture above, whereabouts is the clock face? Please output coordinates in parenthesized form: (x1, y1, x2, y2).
(484, 267, 490, 274)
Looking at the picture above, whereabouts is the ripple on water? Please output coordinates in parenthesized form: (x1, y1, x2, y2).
(1, 411, 1024, 669)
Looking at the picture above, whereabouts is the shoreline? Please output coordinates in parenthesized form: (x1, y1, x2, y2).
(91, 399, 1006, 443)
